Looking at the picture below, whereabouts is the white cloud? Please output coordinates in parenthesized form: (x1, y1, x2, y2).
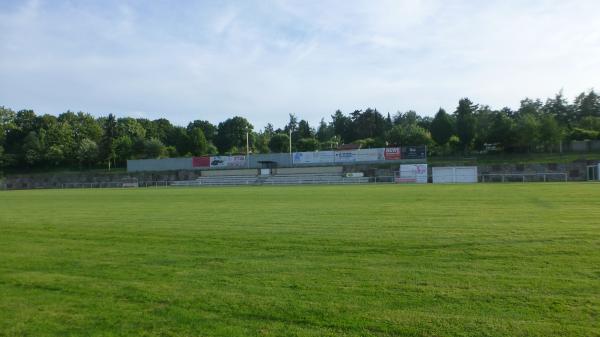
(0, 0, 598, 128)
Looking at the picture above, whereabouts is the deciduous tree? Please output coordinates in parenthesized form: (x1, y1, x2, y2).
(430, 108, 453, 146)
(268, 133, 290, 153)
(455, 98, 477, 151)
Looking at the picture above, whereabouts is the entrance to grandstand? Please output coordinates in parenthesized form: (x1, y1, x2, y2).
(587, 165, 599, 181)
(258, 161, 277, 176)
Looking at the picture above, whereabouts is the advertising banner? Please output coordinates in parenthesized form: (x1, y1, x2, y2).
(401, 146, 427, 160)
(209, 156, 228, 168)
(192, 156, 211, 168)
(292, 152, 312, 164)
(454, 167, 478, 183)
(291, 149, 385, 164)
(432, 166, 478, 183)
(334, 149, 381, 163)
(397, 164, 428, 183)
(210, 155, 246, 168)
(334, 151, 356, 162)
(384, 147, 401, 160)
(229, 156, 248, 167)
(358, 148, 384, 162)
(292, 151, 335, 164)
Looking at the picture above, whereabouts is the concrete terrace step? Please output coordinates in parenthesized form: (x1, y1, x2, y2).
(171, 174, 370, 186)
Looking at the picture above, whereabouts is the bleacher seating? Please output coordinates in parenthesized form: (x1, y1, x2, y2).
(262, 173, 367, 185)
(170, 173, 369, 186)
(170, 175, 256, 186)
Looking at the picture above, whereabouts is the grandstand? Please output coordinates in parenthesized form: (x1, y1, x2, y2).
(131, 146, 420, 187)
(170, 172, 369, 186)
(127, 146, 427, 172)
(262, 173, 367, 185)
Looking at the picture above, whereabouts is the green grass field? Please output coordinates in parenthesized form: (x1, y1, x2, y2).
(1, 184, 599, 336)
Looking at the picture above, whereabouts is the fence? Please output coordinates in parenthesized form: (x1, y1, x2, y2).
(56, 176, 410, 189)
(62, 182, 133, 189)
(480, 173, 568, 183)
(61, 181, 167, 189)
(37, 171, 581, 190)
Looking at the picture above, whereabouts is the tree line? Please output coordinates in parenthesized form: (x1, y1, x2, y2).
(1, 90, 599, 171)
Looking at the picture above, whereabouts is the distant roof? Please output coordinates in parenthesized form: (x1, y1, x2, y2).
(337, 143, 361, 150)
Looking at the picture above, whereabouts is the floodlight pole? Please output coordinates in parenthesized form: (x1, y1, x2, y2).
(289, 128, 293, 167)
(246, 131, 250, 169)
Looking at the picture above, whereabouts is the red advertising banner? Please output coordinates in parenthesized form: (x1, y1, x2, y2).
(192, 156, 211, 168)
(384, 147, 401, 160)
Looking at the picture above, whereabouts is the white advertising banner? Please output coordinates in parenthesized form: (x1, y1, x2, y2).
(334, 149, 382, 163)
(292, 148, 412, 164)
(397, 164, 428, 183)
(292, 151, 335, 164)
(292, 152, 314, 164)
(334, 151, 356, 162)
(454, 167, 478, 183)
(358, 148, 384, 162)
(432, 166, 478, 183)
(210, 155, 246, 168)
(432, 167, 454, 183)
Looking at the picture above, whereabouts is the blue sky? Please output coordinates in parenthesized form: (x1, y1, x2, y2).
(1, 0, 599, 128)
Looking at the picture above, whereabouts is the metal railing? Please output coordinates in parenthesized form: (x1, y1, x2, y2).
(479, 173, 568, 183)
(51, 171, 578, 189)
(61, 182, 135, 189)
(61, 181, 167, 189)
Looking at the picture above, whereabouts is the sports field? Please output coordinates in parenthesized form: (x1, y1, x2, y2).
(1, 184, 599, 336)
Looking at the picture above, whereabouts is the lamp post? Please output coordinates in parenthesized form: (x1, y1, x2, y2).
(246, 130, 250, 169)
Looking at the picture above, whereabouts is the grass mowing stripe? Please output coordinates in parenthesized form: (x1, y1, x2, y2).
(0, 183, 599, 336)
